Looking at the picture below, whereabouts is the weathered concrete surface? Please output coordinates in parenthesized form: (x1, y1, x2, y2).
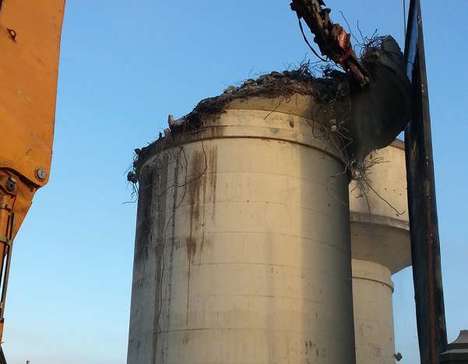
(350, 140, 410, 274)
(128, 95, 356, 364)
(349, 142, 411, 364)
(352, 260, 395, 364)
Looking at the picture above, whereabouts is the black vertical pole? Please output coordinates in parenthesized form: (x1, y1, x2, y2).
(404, 1, 448, 363)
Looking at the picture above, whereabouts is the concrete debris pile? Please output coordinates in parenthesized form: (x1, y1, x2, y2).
(134, 36, 411, 179)
(168, 63, 348, 134)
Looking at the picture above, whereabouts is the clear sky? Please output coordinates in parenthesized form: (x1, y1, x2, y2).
(4, 1, 468, 363)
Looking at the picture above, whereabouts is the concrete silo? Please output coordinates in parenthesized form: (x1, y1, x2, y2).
(349, 140, 411, 364)
(127, 90, 357, 364)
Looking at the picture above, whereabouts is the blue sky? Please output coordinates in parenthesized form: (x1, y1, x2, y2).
(4, 1, 468, 363)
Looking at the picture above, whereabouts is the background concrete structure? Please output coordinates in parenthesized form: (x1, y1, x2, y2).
(128, 95, 357, 364)
(440, 331, 468, 363)
(349, 141, 411, 364)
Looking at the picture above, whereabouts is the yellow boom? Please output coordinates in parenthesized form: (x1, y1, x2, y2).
(0, 0, 65, 358)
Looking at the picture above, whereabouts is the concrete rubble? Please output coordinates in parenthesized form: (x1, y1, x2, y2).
(135, 35, 411, 180)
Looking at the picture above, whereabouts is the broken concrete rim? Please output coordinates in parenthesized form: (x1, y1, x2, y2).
(134, 92, 348, 175)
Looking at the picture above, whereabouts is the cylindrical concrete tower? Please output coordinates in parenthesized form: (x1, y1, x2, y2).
(349, 141, 411, 364)
(128, 94, 356, 364)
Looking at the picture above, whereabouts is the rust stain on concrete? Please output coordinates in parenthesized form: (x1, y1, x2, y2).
(185, 148, 207, 324)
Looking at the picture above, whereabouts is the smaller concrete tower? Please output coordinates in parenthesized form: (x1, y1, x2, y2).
(349, 140, 411, 364)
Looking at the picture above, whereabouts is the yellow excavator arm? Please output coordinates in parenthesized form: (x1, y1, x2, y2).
(0, 0, 65, 359)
